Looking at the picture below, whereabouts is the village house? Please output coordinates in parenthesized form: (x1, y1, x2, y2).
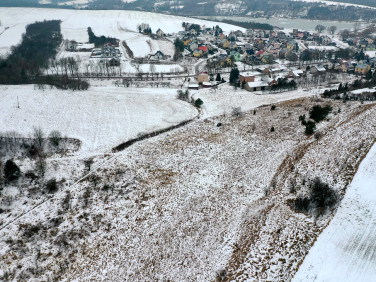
(322, 36, 332, 45)
(229, 42, 238, 49)
(234, 30, 244, 37)
(228, 31, 237, 41)
(240, 72, 258, 83)
(229, 51, 242, 61)
(149, 50, 169, 61)
(220, 39, 230, 48)
(245, 29, 254, 37)
(189, 42, 198, 51)
(245, 80, 270, 92)
(197, 72, 209, 84)
(66, 41, 95, 52)
(355, 63, 371, 75)
(183, 39, 191, 46)
(193, 49, 204, 58)
(90, 43, 120, 58)
(156, 28, 165, 38)
(66, 40, 78, 51)
(289, 69, 304, 78)
(310, 65, 326, 75)
(218, 33, 226, 40)
(198, 45, 208, 53)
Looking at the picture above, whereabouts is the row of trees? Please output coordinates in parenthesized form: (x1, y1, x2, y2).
(323, 72, 376, 99)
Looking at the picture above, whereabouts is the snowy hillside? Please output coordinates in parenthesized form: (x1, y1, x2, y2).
(1, 95, 376, 280)
(293, 142, 376, 281)
(0, 8, 244, 56)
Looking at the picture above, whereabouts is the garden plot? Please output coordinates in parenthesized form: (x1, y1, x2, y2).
(0, 85, 197, 153)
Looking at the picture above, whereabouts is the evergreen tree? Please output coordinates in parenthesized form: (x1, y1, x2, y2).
(216, 73, 221, 81)
(229, 68, 239, 85)
(4, 160, 21, 182)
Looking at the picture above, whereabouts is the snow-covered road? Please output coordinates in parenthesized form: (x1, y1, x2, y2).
(293, 142, 376, 281)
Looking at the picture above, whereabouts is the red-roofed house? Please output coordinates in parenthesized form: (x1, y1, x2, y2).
(199, 46, 209, 53)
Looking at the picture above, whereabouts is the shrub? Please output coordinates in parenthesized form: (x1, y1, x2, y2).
(270, 126, 275, 132)
(305, 120, 316, 135)
(4, 160, 21, 182)
(49, 130, 62, 147)
(194, 98, 204, 108)
(314, 131, 322, 140)
(271, 105, 276, 110)
(310, 177, 338, 211)
(232, 107, 242, 117)
(309, 105, 332, 123)
(45, 178, 58, 193)
(294, 195, 310, 212)
(293, 177, 338, 215)
(24, 170, 38, 181)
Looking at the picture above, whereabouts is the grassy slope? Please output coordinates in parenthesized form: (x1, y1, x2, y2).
(1, 98, 376, 281)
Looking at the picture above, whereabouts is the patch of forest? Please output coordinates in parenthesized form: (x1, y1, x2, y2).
(0, 20, 62, 84)
(0, 20, 89, 90)
(87, 27, 118, 47)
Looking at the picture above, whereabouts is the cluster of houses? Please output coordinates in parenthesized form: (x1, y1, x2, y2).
(90, 43, 122, 66)
(345, 37, 376, 51)
(154, 25, 339, 67)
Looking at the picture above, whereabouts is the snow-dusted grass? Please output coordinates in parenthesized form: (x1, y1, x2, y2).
(0, 8, 243, 56)
(293, 142, 376, 281)
(192, 83, 316, 118)
(2, 96, 375, 281)
(0, 85, 197, 153)
(222, 99, 376, 281)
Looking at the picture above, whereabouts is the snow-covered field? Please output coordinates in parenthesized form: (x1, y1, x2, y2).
(0, 8, 243, 56)
(293, 142, 376, 281)
(0, 85, 197, 153)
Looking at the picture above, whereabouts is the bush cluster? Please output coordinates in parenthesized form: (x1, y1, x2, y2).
(293, 177, 338, 215)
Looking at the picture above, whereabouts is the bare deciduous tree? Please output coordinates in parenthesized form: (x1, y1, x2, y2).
(49, 130, 62, 148)
(33, 127, 45, 147)
(328, 25, 337, 35)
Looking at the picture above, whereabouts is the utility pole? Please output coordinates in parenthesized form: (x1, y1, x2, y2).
(17, 96, 20, 109)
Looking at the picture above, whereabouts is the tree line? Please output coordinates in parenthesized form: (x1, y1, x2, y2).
(219, 19, 273, 31)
